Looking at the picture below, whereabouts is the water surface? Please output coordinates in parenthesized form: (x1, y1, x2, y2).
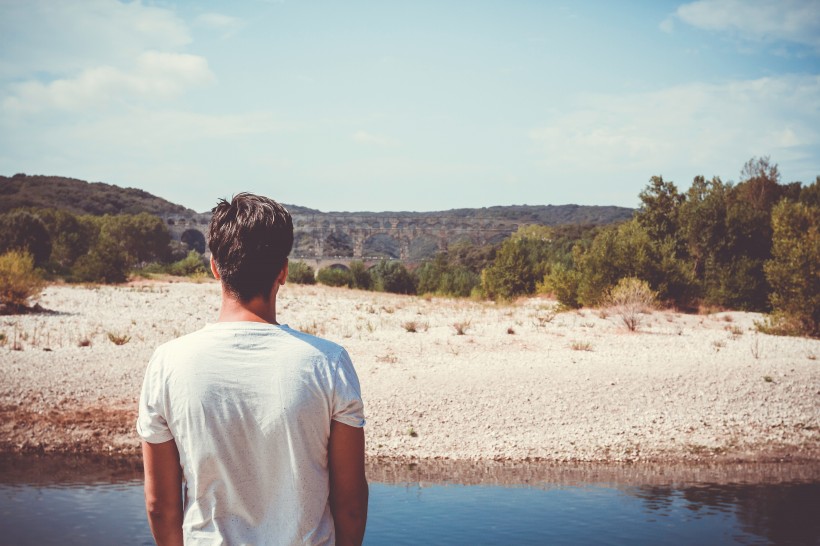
(1, 455, 817, 545)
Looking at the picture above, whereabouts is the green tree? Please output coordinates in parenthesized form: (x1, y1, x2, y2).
(70, 234, 130, 283)
(481, 239, 532, 300)
(371, 261, 416, 294)
(636, 175, 684, 243)
(0, 210, 52, 266)
(573, 219, 693, 307)
(35, 208, 94, 271)
(97, 213, 171, 265)
(764, 200, 820, 337)
(349, 261, 373, 290)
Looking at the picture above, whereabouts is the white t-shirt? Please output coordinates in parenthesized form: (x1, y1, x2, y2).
(137, 322, 365, 546)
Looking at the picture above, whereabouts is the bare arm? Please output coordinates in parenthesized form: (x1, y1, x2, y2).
(328, 420, 368, 546)
(142, 439, 184, 546)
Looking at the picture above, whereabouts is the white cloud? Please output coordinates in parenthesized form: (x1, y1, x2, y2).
(2, 52, 214, 113)
(195, 12, 243, 36)
(668, 0, 820, 51)
(0, 0, 191, 79)
(352, 130, 397, 147)
(529, 74, 820, 181)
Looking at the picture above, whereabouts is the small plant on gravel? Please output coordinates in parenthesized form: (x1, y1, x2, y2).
(408, 426, 418, 438)
(453, 320, 471, 335)
(107, 332, 131, 345)
(763, 375, 774, 383)
(570, 341, 593, 351)
(532, 306, 557, 328)
(300, 321, 325, 336)
(376, 353, 398, 363)
(725, 325, 743, 338)
(750, 334, 762, 359)
(606, 277, 656, 332)
(404, 321, 428, 333)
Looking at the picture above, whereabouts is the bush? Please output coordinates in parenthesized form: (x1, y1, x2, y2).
(371, 261, 416, 294)
(349, 261, 373, 290)
(416, 254, 479, 297)
(168, 251, 208, 277)
(317, 267, 354, 287)
(481, 240, 532, 300)
(539, 264, 581, 308)
(0, 250, 45, 311)
(287, 261, 316, 284)
(606, 277, 657, 332)
(70, 237, 129, 283)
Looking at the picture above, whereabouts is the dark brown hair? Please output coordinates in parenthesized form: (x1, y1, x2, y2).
(208, 193, 293, 302)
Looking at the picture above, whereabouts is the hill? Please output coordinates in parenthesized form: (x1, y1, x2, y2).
(0, 174, 193, 216)
(316, 204, 633, 225)
(0, 173, 633, 225)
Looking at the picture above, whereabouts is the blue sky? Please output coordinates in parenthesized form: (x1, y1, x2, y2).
(1, 0, 818, 213)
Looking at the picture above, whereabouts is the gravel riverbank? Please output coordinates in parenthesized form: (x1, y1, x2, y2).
(1, 281, 818, 463)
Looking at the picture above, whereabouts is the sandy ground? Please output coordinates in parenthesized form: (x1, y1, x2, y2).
(1, 280, 818, 463)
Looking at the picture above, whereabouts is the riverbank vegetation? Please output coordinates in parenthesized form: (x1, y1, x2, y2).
(1, 158, 817, 336)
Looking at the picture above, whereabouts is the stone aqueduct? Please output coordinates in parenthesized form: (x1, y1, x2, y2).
(164, 212, 520, 269)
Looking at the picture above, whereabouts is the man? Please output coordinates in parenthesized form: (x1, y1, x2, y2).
(137, 193, 368, 546)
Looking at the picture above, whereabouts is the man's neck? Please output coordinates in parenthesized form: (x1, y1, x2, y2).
(217, 290, 279, 325)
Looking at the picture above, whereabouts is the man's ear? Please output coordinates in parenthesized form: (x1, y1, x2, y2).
(210, 255, 221, 280)
(278, 260, 289, 286)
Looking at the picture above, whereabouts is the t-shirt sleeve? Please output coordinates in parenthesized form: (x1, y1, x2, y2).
(331, 348, 365, 428)
(136, 349, 174, 444)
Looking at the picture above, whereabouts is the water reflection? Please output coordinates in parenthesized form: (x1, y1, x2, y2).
(0, 454, 817, 545)
(632, 482, 820, 545)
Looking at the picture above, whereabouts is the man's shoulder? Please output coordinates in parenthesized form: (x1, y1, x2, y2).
(279, 326, 347, 360)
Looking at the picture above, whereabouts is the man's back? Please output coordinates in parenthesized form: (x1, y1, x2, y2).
(138, 321, 365, 545)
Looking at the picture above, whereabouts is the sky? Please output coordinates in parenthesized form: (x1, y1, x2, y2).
(1, 0, 818, 213)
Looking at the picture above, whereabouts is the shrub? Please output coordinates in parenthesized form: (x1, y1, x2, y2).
(287, 261, 316, 284)
(371, 261, 416, 294)
(402, 321, 418, 333)
(539, 264, 581, 308)
(107, 332, 131, 345)
(0, 250, 45, 311)
(317, 267, 354, 287)
(452, 320, 471, 335)
(606, 277, 657, 332)
(70, 238, 129, 283)
(168, 251, 207, 277)
(349, 261, 373, 290)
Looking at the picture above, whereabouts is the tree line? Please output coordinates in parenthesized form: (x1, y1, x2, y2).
(2, 157, 817, 337)
(296, 157, 818, 337)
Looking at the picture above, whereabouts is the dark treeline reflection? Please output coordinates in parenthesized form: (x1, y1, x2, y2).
(632, 482, 819, 545)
